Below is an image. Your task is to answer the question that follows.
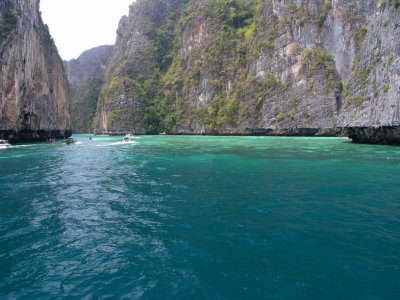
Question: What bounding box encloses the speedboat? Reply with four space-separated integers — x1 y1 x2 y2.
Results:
123 134 133 142
0 139 11 149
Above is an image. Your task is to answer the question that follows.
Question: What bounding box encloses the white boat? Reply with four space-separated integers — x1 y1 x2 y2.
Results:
0 139 11 149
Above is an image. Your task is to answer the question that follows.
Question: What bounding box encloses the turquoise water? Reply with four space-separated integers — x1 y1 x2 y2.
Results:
0 135 400 299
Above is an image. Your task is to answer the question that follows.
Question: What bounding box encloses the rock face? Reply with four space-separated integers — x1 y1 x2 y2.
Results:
347 126 400 145
95 0 182 134
64 45 113 133
94 0 400 140
0 0 71 142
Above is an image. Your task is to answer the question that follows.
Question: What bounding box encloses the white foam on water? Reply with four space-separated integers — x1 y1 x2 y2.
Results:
9 144 35 149
110 141 139 146
95 141 139 147
15 145 31 147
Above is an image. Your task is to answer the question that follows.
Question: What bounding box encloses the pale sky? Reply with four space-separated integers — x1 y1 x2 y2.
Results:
40 0 134 61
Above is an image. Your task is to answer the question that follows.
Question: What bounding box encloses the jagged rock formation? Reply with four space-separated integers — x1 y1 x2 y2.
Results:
93 0 399 142
0 0 71 142
95 0 183 134
64 45 113 133
347 126 400 145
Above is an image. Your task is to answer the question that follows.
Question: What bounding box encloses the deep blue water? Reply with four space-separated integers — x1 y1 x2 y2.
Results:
0 135 400 299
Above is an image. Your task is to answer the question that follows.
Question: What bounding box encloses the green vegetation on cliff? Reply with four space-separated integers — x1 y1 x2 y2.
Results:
161 0 264 132
96 0 182 133
93 0 400 134
0 1 19 42
70 77 103 133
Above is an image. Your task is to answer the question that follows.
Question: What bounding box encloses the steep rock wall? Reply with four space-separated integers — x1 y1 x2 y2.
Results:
94 0 400 136
0 0 71 142
95 0 183 134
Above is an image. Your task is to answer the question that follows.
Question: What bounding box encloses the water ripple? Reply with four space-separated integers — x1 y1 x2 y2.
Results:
1 135 400 298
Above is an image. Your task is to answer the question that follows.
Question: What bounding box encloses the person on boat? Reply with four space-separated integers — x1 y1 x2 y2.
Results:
123 133 132 142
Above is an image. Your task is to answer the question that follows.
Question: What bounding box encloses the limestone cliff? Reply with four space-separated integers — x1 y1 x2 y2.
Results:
64 45 113 133
95 0 182 134
0 0 71 142
94 0 400 137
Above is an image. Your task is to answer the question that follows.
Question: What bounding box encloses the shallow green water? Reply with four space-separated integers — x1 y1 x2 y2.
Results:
0 135 400 299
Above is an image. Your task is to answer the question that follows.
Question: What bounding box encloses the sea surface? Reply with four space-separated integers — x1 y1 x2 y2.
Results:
0 135 399 299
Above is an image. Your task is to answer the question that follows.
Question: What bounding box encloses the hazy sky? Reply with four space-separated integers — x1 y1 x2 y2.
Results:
40 0 133 61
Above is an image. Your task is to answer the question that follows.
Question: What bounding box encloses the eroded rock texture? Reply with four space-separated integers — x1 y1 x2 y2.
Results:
89 0 399 141
0 0 71 142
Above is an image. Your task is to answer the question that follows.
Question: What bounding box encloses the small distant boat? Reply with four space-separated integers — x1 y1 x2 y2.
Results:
65 139 74 145
123 134 133 142
0 139 11 149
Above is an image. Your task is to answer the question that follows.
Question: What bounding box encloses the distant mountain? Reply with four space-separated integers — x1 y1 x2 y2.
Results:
0 0 71 142
64 45 113 133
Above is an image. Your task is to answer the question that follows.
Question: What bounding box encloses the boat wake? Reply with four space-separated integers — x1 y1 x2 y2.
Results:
110 141 139 146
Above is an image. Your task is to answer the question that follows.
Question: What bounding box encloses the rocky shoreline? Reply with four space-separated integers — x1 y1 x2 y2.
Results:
3 126 398 146
96 127 345 137
0 130 72 143
346 126 400 146
242 127 346 137
94 126 400 145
